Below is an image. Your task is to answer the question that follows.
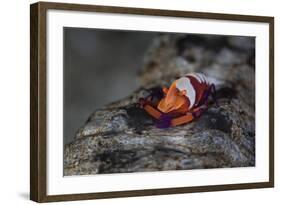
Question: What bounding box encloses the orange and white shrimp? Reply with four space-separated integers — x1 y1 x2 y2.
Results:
139 73 217 128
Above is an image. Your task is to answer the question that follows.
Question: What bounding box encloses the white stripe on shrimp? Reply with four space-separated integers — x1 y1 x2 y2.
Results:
201 74 210 85
176 77 196 109
188 73 209 85
198 73 206 83
187 73 202 83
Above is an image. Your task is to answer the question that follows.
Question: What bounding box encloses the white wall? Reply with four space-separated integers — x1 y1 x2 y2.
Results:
0 0 279 204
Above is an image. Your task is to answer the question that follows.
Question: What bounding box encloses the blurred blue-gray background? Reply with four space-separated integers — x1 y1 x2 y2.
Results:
63 28 157 145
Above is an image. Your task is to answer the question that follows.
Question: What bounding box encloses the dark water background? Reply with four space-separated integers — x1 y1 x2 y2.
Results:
63 28 157 145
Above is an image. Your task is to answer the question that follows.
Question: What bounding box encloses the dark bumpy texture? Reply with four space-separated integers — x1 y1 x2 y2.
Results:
64 34 255 175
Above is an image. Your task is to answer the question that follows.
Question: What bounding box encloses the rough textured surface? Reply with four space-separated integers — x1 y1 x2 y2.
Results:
64 34 255 175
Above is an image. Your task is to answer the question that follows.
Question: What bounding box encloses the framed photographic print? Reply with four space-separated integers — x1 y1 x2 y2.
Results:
30 1 274 202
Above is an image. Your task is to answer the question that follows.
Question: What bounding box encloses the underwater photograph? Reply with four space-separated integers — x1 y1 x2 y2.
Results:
63 28 255 176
